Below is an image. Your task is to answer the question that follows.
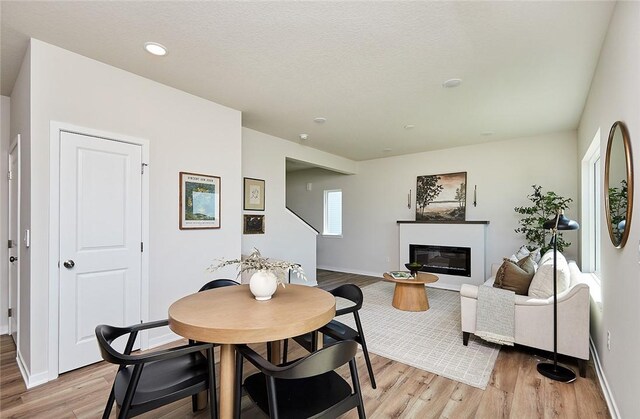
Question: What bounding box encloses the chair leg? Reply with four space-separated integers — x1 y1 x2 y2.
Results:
119 364 143 419
354 313 376 389
235 350 244 419
282 339 289 364
102 386 116 419
207 347 218 419
463 332 470 346
359 339 377 389
266 376 279 419
191 394 198 413
349 359 366 419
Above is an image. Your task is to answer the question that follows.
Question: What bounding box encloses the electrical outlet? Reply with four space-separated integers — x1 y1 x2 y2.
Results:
607 330 611 350
385 256 391 263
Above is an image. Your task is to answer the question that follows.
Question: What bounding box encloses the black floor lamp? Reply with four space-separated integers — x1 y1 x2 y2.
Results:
537 210 580 383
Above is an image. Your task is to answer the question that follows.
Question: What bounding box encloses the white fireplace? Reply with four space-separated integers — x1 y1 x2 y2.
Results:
398 221 488 291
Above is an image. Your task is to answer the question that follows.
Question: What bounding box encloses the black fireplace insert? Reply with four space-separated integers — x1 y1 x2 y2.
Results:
409 244 471 277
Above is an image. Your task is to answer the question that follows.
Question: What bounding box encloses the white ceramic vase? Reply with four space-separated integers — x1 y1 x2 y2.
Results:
249 270 278 301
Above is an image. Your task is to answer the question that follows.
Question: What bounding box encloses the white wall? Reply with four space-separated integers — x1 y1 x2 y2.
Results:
242 128 357 286
9 46 32 372
16 39 242 380
0 96 10 335
577 2 640 417
287 132 579 278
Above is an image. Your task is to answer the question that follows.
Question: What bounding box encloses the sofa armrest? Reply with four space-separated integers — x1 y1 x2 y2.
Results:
460 283 478 298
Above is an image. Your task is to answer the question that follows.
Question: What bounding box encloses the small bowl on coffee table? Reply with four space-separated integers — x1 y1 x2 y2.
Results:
404 263 423 278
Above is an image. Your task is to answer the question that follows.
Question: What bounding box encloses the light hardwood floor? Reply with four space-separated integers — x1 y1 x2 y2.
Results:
0 270 610 418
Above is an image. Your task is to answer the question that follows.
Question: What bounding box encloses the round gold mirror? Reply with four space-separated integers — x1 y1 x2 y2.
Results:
604 121 633 248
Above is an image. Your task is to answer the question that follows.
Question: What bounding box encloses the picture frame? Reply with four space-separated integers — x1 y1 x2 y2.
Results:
416 171 467 221
179 172 221 229
243 214 265 234
244 177 265 211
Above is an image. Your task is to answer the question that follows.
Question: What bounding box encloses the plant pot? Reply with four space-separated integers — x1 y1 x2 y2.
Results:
249 270 278 301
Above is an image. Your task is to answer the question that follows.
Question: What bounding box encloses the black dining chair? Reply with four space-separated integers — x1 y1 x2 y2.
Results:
95 320 216 419
284 284 377 389
199 278 240 291
235 340 366 419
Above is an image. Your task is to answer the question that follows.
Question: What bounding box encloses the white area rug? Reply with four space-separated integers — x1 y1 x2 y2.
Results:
337 281 500 390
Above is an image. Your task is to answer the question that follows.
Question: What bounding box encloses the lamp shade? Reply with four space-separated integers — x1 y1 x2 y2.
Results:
543 213 580 231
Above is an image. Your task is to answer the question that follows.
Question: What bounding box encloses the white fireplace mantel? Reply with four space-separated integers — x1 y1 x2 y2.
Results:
398 221 489 291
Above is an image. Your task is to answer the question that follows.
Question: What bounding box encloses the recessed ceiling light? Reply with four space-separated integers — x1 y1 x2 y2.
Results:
383 148 392 152
404 124 415 130
313 117 327 123
481 131 494 136
442 78 462 88
144 42 167 56
299 134 309 141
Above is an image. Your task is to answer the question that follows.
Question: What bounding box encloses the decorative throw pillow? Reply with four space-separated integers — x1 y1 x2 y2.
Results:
514 245 542 263
528 250 570 298
493 254 536 295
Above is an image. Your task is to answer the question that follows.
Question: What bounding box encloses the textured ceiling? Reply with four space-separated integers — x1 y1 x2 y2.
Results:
1 1 614 161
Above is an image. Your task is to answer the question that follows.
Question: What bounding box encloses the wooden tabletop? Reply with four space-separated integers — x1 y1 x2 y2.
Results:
383 272 439 285
168 284 336 344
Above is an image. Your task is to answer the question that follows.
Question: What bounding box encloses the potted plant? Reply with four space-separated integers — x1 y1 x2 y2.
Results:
514 185 573 254
209 248 306 300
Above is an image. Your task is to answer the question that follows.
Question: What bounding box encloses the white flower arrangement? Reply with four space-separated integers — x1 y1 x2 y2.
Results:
208 248 307 286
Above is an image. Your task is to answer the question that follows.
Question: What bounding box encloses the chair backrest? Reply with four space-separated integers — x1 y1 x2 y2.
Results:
95 324 134 364
269 341 357 380
199 278 239 292
331 284 363 314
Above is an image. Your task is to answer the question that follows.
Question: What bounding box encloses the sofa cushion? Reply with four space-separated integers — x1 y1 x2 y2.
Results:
514 245 542 263
493 254 536 295
528 250 570 298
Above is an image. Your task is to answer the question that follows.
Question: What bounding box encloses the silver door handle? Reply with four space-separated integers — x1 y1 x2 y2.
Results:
63 260 75 269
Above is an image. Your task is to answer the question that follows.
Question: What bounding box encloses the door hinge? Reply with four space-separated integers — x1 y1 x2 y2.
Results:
141 242 144 252
7 239 13 249
7 170 12 180
141 163 148 174
8 308 12 318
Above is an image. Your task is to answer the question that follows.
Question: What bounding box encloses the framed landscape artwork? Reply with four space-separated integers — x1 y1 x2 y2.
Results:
244 177 265 211
416 171 467 221
179 172 221 229
243 214 265 234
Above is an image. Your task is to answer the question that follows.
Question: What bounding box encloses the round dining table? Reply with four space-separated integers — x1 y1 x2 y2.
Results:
168 284 336 419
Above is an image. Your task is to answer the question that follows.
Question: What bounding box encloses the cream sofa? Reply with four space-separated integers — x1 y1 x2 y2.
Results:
460 260 591 376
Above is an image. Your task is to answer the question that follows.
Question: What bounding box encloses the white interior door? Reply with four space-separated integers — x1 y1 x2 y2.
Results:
8 137 19 343
59 131 142 373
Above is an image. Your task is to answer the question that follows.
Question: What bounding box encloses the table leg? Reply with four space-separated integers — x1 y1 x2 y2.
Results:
268 340 281 364
219 344 236 419
392 283 429 311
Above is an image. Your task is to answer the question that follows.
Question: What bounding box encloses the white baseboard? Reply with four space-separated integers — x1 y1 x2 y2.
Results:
148 331 183 349
590 337 620 418
16 350 49 389
317 265 381 279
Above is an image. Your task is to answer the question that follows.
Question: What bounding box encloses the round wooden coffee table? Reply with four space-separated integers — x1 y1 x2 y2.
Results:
383 272 439 311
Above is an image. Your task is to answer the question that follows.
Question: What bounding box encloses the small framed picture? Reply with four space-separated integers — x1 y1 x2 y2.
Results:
244 177 265 211
243 214 265 234
179 172 221 229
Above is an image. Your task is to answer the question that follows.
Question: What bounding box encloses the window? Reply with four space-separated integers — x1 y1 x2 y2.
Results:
593 156 601 276
323 189 342 236
581 130 601 280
